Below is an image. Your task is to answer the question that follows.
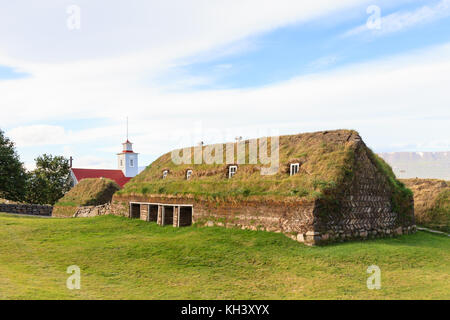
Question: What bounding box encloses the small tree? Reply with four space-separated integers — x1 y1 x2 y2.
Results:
26 154 71 205
0 129 27 201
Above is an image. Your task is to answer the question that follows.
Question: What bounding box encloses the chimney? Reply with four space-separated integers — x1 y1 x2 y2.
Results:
69 156 73 168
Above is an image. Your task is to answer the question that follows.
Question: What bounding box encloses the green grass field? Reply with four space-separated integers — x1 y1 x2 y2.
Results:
0 213 449 300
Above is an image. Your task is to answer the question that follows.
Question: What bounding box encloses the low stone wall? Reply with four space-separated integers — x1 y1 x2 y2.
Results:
0 203 53 216
110 199 129 217
74 203 111 218
306 225 417 245
113 193 316 235
112 191 416 246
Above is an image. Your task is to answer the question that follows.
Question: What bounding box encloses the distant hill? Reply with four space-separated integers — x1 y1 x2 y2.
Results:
378 152 450 180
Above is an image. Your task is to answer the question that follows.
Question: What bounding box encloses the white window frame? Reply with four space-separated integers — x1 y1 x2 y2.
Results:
120 159 123 167
228 165 237 179
162 170 168 179
290 163 300 176
130 158 134 167
186 169 193 180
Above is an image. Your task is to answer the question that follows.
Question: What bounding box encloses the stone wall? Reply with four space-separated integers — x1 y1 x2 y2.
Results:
74 203 111 218
0 203 53 216
110 200 129 217
311 143 416 245
112 194 316 235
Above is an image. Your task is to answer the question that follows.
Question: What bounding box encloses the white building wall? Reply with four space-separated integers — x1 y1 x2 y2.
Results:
69 170 78 187
118 152 138 178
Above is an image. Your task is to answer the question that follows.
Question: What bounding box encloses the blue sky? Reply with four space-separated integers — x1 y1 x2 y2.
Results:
164 0 450 90
0 0 449 170
0 66 28 80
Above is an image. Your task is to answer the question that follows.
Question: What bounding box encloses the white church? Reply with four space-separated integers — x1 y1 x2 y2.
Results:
69 139 139 188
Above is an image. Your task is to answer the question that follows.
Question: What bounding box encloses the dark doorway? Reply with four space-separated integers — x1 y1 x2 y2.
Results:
130 203 140 219
149 205 158 222
163 206 174 226
179 206 193 227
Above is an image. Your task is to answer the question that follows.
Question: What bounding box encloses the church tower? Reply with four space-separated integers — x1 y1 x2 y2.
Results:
117 118 138 178
118 139 139 178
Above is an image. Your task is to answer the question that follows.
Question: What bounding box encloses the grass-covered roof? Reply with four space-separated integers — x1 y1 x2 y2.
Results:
118 130 371 201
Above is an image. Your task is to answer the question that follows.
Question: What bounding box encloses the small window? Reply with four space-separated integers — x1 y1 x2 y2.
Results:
290 163 300 176
228 165 237 179
162 170 168 179
186 169 193 180
120 159 123 167
130 158 134 167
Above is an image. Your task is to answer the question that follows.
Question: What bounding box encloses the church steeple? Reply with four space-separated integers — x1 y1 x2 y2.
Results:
117 118 139 178
122 140 133 153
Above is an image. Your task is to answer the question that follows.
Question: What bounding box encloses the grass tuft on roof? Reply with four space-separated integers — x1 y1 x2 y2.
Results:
119 130 406 205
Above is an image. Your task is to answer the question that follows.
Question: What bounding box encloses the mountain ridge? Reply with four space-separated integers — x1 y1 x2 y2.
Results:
378 151 450 180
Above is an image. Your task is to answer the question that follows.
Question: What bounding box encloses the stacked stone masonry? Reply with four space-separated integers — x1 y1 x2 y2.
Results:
0 204 52 216
312 143 415 245
74 203 112 218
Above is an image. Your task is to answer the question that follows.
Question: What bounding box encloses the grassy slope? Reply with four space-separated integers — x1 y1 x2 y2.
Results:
56 178 120 207
0 213 448 300
119 130 359 202
401 179 450 232
53 178 120 217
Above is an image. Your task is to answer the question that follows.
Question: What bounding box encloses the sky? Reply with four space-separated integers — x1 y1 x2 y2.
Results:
0 0 449 170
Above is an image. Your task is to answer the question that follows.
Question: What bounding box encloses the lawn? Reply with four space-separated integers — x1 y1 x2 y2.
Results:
0 213 449 300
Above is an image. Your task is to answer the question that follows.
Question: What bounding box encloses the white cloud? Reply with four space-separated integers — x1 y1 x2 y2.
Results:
6 124 126 147
215 64 233 70
1 1 375 128
4 43 450 165
62 145 75 158
308 55 339 70
24 162 36 172
344 0 450 37
72 156 116 169
7 125 67 147
1 1 449 168
0 0 371 63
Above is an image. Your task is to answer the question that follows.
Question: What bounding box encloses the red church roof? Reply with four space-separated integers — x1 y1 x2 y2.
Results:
71 168 131 187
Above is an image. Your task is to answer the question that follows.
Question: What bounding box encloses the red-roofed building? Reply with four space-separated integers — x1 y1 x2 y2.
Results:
70 168 131 188
69 139 139 188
